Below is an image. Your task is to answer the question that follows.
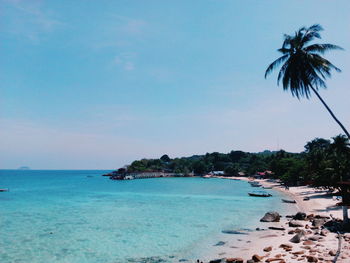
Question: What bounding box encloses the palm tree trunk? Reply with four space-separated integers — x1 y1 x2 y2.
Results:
310 86 350 139
342 205 349 224
310 86 350 225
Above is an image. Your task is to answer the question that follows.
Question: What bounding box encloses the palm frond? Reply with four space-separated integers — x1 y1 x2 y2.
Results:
264 54 288 78
304 44 344 54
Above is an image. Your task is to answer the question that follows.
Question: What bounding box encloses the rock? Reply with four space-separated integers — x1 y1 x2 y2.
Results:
303 240 315 246
279 243 293 249
246 260 255 263
209 259 225 263
226 258 243 263
263 246 273 252
214 241 226 246
221 230 248 235
328 250 336 256
306 255 318 262
260 212 281 222
268 227 285 231
252 254 263 262
294 212 307 220
303 197 310 201
312 219 326 228
289 220 304 227
290 231 305 243
265 259 284 262
292 251 305 255
288 230 295 234
308 235 321 241
301 245 311 250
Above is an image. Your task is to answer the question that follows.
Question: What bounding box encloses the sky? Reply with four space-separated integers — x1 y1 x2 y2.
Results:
1 0 350 169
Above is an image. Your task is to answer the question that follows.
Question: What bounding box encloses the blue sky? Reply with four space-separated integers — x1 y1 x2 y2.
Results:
1 0 350 169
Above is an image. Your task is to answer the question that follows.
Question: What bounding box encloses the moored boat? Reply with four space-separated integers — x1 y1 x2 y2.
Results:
0 188 9 192
248 191 272 197
282 199 296 203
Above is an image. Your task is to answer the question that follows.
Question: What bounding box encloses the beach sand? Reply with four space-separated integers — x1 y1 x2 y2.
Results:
205 177 350 263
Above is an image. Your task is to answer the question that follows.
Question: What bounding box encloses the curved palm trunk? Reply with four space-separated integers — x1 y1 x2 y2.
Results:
310 86 350 139
311 86 350 225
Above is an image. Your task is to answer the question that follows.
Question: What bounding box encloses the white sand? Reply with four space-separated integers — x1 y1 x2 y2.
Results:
205 177 350 263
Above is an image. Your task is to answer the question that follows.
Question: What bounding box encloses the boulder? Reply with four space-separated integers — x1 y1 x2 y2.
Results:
294 212 307 220
226 258 243 263
268 227 285 231
289 220 304 227
265 259 284 262
320 229 329 236
214 241 226 246
221 230 248 235
306 255 318 262
308 235 321 241
260 212 281 222
279 243 292 249
290 231 305 243
312 219 326 228
209 259 225 263
303 240 315 246
292 251 305 255
263 246 272 252
252 254 263 262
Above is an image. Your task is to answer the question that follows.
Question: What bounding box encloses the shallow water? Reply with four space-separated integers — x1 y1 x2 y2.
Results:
0 170 296 263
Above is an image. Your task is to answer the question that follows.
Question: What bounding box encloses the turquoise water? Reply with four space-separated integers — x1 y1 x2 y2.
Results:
0 170 295 263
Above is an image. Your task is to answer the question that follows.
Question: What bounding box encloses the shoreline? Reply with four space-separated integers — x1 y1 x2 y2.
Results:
203 176 349 263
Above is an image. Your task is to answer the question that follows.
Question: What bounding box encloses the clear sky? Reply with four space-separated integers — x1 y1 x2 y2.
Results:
1 0 349 169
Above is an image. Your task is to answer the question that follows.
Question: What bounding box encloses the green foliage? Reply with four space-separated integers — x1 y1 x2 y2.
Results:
265 24 342 99
121 134 350 193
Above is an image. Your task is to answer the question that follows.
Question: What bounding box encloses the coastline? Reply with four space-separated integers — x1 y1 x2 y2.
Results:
203 176 349 263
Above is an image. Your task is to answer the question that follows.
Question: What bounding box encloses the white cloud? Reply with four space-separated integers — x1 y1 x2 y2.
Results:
1 0 63 41
113 52 137 71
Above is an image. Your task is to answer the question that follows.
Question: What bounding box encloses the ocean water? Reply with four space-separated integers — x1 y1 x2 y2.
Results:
0 170 296 263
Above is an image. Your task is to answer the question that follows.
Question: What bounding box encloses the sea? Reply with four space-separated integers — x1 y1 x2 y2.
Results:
0 170 297 263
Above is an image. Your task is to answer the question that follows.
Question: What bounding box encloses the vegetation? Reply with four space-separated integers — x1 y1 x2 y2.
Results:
119 135 350 189
265 24 350 224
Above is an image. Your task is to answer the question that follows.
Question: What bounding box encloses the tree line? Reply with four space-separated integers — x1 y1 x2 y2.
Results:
118 134 350 190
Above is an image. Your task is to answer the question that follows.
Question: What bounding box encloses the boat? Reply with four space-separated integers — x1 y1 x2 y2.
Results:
248 181 262 187
263 186 273 189
0 188 9 192
248 191 272 197
282 199 296 203
250 182 262 187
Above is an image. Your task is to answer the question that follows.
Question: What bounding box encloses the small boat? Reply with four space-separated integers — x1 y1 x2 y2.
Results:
248 191 272 197
202 175 211 179
250 183 262 187
0 188 9 192
263 186 273 189
282 199 296 203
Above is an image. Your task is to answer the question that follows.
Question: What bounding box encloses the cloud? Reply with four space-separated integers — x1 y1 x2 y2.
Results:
1 0 63 42
113 52 137 71
117 16 147 35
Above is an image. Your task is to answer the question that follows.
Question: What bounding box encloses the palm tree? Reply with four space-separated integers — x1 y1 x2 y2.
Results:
265 24 350 225
265 24 349 139
329 135 350 224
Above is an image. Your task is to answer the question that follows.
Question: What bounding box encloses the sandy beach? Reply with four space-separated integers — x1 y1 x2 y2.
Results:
205 177 350 263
